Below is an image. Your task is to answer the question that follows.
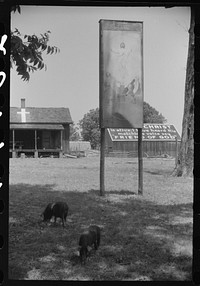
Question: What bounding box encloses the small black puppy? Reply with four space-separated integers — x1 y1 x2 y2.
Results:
78 225 101 264
41 202 69 227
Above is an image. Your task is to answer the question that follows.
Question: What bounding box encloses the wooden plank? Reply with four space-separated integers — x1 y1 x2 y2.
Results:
175 136 178 164
12 149 61 152
65 154 77 159
100 128 105 196
34 130 38 158
60 130 63 151
12 130 15 150
35 130 37 150
138 128 143 195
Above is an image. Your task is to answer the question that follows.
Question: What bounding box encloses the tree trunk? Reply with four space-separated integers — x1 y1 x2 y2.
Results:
173 7 194 177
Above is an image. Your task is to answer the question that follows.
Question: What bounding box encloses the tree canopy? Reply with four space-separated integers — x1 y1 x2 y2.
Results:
79 108 100 149
79 102 166 149
11 5 60 81
70 123 82 141
143 102 166 124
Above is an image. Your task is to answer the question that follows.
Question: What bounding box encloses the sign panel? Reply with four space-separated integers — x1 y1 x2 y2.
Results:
100 20 143 128
108 124 181 141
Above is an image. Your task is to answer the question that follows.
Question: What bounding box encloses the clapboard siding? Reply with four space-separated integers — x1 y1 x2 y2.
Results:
105 129 180 157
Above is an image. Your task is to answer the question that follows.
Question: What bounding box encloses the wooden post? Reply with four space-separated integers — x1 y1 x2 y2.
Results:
59 130 63 158
100 128 105 196
12 129 16 158
138 128 143 195
60 130 63 150
35 130 37 149
175 136 178 165
12 129 15 150
34 130 38 158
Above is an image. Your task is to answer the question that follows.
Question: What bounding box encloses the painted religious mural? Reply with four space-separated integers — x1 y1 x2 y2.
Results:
100 20 143 128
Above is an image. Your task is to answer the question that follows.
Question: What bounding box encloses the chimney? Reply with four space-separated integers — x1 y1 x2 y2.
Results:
21 98 25 109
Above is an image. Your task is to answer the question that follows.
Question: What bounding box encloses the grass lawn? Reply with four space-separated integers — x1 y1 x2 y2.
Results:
9 156 193 281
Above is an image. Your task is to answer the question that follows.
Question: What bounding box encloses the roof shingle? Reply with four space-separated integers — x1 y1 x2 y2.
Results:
10 107 73 124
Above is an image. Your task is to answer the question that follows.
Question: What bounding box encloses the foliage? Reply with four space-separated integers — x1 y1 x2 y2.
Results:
79 103 166 148
79 108 100 149
11 6 60 81
143 102 166 124
70 123 82 141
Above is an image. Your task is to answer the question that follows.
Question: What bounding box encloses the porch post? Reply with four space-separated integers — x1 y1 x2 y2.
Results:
59 130 63 158
12 129 16 158
35 130 38 158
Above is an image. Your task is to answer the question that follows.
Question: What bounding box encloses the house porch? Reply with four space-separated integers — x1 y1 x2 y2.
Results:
9 128 64 158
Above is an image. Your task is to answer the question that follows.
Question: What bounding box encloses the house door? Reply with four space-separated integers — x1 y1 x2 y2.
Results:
42 131 51 149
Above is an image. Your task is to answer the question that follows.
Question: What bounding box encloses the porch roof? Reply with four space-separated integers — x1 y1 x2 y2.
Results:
10 124 64 130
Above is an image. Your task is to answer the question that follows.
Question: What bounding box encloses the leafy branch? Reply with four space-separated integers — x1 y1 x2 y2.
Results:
11 6 60 81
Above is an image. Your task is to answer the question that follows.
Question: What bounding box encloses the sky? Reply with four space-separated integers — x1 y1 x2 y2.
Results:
10 6 190 134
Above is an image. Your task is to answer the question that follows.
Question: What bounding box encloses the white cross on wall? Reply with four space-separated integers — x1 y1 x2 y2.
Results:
17 108 30 123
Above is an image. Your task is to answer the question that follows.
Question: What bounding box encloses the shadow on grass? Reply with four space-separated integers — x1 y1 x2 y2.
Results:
9 183 192 281
88 189 137 196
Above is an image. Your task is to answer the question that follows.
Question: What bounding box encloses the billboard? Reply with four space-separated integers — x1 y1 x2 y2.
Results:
100 20 143 128
108 124 181 141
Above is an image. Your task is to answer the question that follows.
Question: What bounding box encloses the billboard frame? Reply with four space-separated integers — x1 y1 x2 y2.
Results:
99 19 144 196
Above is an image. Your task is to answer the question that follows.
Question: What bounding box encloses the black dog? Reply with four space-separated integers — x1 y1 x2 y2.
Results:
78 225 101 264
41 202 69 227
